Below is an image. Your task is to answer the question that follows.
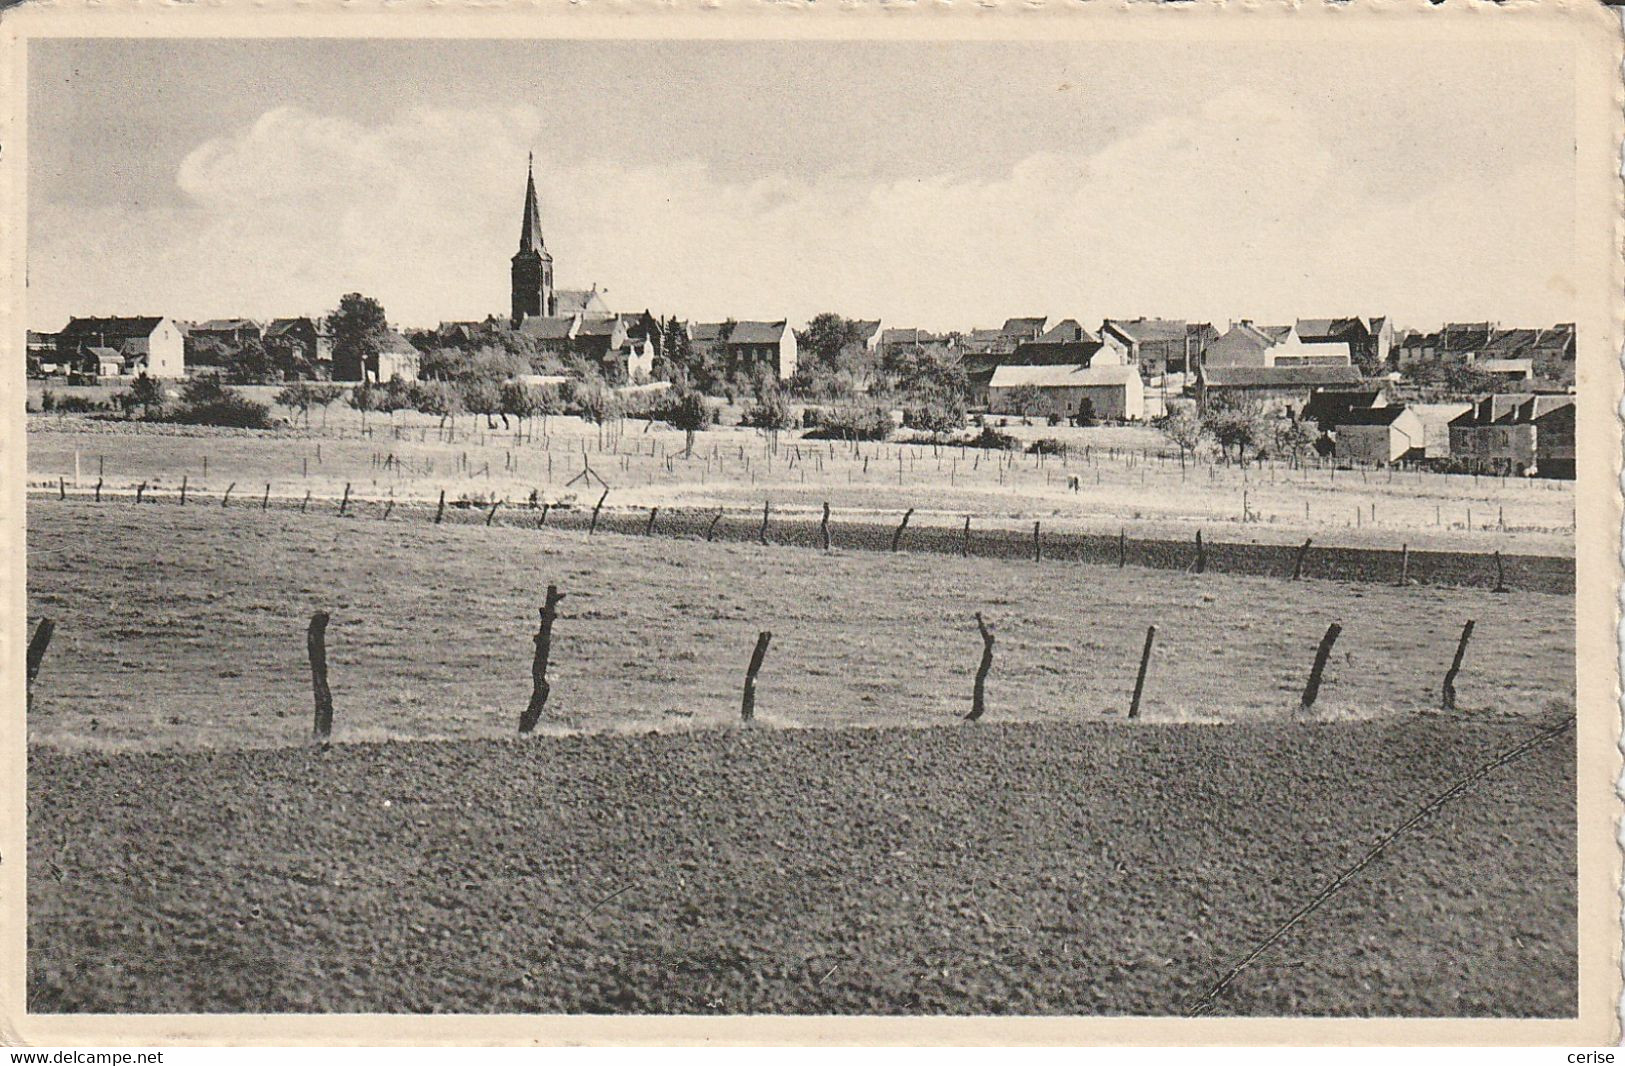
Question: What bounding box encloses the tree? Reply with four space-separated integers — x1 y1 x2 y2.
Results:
573 378 619 448
796 313 873 382
1075 397 1097 427
661 389 713 457
348 380 378 430
418 347 468 382
1273 417 1317 465
121 373 166 419
276 382 315 427
306 384 346 429
1157 407 1206 468
413 379 463 433
460 377 504 429
500 381 537 436
1003 384 1045 418
327 293 389 382
223 339 279 384
1202 396 1270 466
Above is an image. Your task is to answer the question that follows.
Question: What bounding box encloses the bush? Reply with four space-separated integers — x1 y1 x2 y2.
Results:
963 425 1019 451
1027 437 1066 456
801 403 892 441
902 400 965 438
168 391 277 429
41 390 109 414
742 390 797 431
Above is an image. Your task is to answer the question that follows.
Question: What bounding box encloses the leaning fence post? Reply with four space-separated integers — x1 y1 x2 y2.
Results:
94 479 103 504
435 489 446 525
262 483 270 511
136 482 147 504
707 509 723 542
646 506 659 536
338 482 351 516
1192 530 1207 574
892 508 913 552
741 630 773 722
539 502 551 527
26 618 54 712
758 500 771 546
486 499 501 526
308 612 334 743
589 488 609 535
221 482 235 508
1492 550 1509 594
1441 619 1475 711
519 585 566 734
1128 624 1157 719
821 502 832 552
965 613 995 721
1298 622 1342 714
1292 537 1312 580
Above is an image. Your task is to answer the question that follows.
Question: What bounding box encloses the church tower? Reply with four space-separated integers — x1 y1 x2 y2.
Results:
511 154 555 327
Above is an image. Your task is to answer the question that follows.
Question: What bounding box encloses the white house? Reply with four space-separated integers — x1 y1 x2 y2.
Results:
57 315 186 378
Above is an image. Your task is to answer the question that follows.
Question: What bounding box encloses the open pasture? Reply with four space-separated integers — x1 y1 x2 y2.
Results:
28 716 1576 1015
26 500 1573 751
26 399 1577 556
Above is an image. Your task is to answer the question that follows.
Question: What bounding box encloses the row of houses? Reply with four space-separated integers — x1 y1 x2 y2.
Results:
28 315 336 381
1303 389 1575 478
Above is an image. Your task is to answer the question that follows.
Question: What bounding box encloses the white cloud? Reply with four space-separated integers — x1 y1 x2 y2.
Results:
28 92 1573 332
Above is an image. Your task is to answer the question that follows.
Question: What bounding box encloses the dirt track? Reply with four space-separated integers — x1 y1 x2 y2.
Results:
29 717 1575 1016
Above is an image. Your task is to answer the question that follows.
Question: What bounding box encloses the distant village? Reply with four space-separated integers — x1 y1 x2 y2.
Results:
28 159 1578 480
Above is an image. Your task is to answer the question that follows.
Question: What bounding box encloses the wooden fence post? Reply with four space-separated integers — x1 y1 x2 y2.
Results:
486 499 501 526
301 490 310 513
262 484 270 511
646 506 659 536
519 585 566 734
1129 624 1157 719
338 482 351 516
1298 622 1342 714
26 618 54 712
435 489 446 525
382 498 394 521
136 482 147 504
1441 619 1475 712
758 500 771 546
1032 521 1042 562
179 475 188 506
1292 537 1312 580
741 631 773 722
540 502 551 527
1398 544 1410 586
1192 530 1207 574
222 482 235 508
965 613 995 721
308 612 334 743
1119 529 1127 569
821 502 832 552
707 509 723 542
1493 551 1509 594
58 477 65 501
589 488 609 535
94 479 102 504
962 515 971 558
892 508 913 552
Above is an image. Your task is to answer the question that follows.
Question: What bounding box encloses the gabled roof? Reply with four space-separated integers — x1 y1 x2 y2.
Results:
1294 317 1367 342
574 315 624 339
379 331 418 356
726 320 790 345
1102 318 1187 343
879 328 941 347
990 362 1141 389
85 346 124 362
1000 316 1048 337
1334 406 1409 427
194 318 261 332
1031 319 1098 345
1302 389 1385 422
60 316 167 338
689 322 725 344
1200 365 1365 388
1258 325 1293 343
518 315 580 341
556 289 609 316
851 320 882 342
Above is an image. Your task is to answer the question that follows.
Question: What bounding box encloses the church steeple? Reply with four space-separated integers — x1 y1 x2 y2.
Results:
511 152 554 327
518 151 545 255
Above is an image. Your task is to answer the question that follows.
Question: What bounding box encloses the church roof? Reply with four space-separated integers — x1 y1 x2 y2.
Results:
518 153 545 255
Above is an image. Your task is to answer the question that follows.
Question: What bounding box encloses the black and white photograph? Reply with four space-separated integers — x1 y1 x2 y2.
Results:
5 2 1620 1046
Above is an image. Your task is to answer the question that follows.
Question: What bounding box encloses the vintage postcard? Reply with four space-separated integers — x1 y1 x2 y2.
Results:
1 0 1619 1048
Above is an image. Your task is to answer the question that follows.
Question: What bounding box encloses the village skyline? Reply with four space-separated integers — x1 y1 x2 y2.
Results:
27 37 1579 333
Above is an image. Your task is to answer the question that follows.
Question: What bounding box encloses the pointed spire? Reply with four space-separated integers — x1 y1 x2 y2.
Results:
518 152 544 255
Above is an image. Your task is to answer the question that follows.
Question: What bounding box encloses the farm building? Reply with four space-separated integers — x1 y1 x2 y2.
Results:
1200 322 1289 368
264 317 331 372
693 320 798 381
1332 406 1426 466
1301 388 1387 430
1193 363 1366 416
1292 317 1370 366
334 330 420 383
189 318 263 346
57 316 185 378
987 363 1145 421
1012 320 1106 366
1408 402 1473 459
1099 318 1215 376
1447 394 1575 477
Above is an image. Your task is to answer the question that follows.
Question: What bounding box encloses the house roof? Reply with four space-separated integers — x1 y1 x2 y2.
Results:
575 316 624 339
879 328 941 347
1000 316 1048 337
60 316 167 338
689 322 725 344
1031 319 1098 345
1334 406 1409 427
989 362 1141 389
1302 389 1385 421
852 320 882 342
1294 317 1366 342
194 318 260 332
379 331 418 356
556 289 609 315
727 321 789 345
1200 365 1365 388
1102 318 1186 344
518 315 580 341
85 346 124 362
264 317 315 337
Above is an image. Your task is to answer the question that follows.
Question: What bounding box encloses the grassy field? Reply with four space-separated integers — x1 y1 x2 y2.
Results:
26 399 1576 556
28 716 1575 1015
26 500 1573 750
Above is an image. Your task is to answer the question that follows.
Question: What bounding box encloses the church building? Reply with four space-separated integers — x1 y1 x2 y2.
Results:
510 154 557 327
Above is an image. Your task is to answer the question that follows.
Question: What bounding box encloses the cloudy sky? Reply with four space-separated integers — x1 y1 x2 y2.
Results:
27 37 1577 332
